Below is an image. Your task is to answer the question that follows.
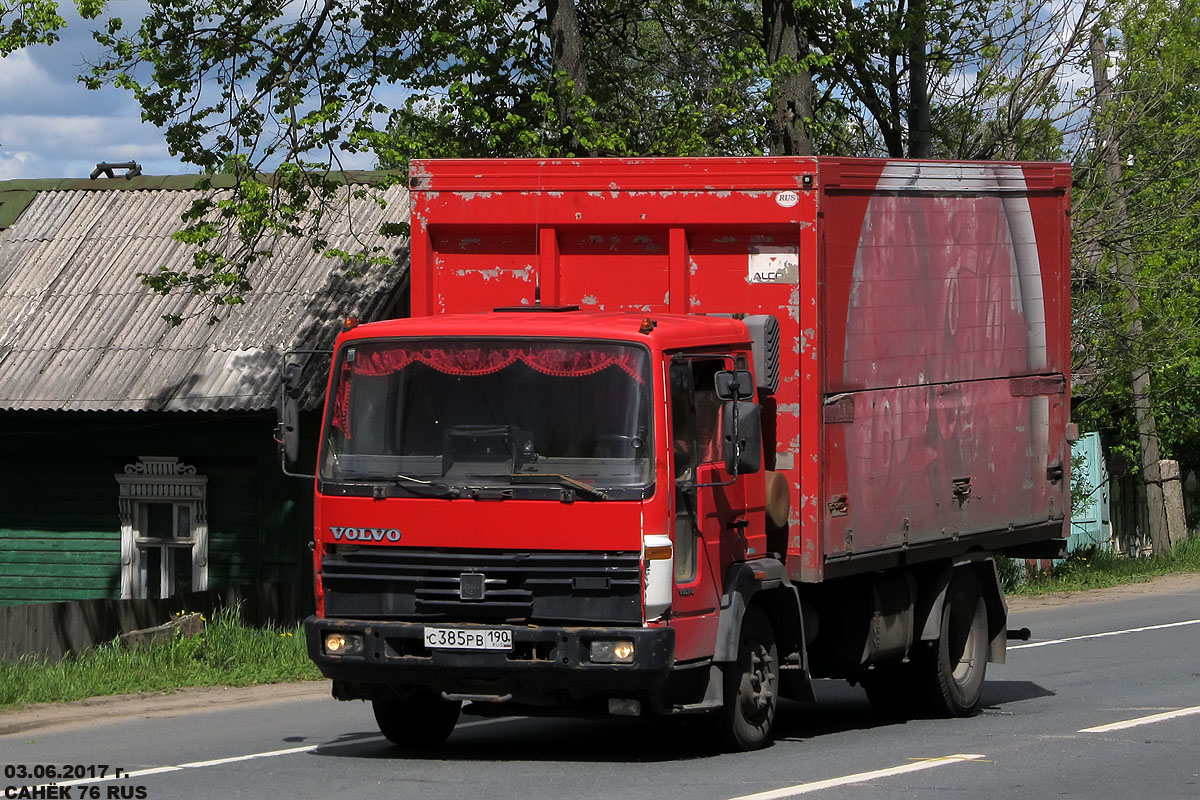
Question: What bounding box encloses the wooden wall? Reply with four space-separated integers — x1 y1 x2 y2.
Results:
0 410 315 607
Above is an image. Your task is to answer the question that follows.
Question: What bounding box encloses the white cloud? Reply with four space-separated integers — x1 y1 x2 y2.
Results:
0 2 185 180
0 112 183 178
0 50 79 116
0 150 38 180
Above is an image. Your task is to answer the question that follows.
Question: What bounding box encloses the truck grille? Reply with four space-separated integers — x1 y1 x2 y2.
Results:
321 548 642 624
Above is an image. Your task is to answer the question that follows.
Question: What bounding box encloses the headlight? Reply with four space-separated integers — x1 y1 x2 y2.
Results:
589 640 635 664
324 632 364 656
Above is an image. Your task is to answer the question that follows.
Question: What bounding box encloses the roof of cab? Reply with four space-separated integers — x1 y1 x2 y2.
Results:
338 309 750 351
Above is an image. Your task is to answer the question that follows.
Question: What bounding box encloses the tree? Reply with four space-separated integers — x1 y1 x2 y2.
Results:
762 0 815 154
59 0 797 319
799 0 1103 159
1070 0 1200 552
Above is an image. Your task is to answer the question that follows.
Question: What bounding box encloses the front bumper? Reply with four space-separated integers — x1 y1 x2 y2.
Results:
305 617 675 695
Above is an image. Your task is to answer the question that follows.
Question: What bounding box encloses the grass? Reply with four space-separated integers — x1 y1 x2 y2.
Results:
1002 534 1200 595
0 605 322 711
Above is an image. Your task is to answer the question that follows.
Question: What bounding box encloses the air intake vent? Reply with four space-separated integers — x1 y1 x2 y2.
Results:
320 549 640 624
745 315 780 396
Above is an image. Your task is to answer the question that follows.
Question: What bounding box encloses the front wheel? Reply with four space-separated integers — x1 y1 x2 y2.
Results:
720 605 779 750
372 689 462 748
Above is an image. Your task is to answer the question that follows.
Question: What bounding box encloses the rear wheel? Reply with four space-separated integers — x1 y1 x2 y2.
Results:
372 689 461 748
720 605 779 750
919 569 988 717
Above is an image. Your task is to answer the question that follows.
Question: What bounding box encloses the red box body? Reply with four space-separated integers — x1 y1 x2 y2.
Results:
408 157 1072 583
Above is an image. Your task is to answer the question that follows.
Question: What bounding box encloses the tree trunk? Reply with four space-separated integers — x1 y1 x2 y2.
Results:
546 0 592 155
1089 28 1171 555
906 0 931 157
762 0 815 155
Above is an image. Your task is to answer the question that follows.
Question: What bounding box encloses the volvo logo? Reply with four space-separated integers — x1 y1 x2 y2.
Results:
459 572 486 601
328 526 401 542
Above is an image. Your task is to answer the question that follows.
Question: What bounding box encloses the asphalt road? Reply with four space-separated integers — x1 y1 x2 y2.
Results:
3 580 1198 800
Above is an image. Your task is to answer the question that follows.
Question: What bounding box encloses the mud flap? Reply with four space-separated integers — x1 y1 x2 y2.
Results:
918 558 1008 665
712 558 815 702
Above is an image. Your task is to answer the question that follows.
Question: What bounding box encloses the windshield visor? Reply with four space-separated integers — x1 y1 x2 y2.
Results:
322 339 653 490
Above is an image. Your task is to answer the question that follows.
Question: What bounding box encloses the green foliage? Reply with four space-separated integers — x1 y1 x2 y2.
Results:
1003 536 1200 596
0 606 320 709
1071 0 1200 480
1070 451 1096 520
0 0 78 54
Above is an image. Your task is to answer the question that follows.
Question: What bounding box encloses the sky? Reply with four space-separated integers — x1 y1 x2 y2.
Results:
0 2 192 180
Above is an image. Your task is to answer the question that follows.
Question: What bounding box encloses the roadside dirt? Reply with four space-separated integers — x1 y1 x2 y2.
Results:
1005 570 1200 611
2 572 1196 738
0 680 331 738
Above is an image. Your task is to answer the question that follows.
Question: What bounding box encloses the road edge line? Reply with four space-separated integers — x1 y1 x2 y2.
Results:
725 753 987 800
1009 619 1200 650
1079 705 1200 733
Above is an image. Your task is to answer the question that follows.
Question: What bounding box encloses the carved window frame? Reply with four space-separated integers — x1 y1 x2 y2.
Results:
116 457 209 599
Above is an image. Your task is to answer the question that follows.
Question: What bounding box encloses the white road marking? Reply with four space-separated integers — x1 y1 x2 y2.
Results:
725 754 987 800
1008 618 1200 650
1079 705 1200 733
39 717 512 789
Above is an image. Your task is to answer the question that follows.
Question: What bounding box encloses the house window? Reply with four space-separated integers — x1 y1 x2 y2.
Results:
116 457 209 600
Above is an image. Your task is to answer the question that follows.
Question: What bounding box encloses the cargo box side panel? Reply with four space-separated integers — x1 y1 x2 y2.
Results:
822 378 1068 557
819 160 1071 566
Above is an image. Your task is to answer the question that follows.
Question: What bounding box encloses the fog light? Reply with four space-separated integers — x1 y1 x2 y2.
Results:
608 698 641 716
324 632 363 656
589 640 635 664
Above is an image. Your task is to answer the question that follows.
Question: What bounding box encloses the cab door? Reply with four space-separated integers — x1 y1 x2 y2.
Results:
668 355 758 662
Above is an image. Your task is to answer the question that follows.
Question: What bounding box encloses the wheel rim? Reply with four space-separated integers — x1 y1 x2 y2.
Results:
947 595 983 687
741 641 777 718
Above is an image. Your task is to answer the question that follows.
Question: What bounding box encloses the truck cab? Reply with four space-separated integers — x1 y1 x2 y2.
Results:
305 308 793 749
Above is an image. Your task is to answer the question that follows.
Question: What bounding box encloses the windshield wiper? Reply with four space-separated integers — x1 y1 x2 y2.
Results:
506 473 608 501
342 473 462 499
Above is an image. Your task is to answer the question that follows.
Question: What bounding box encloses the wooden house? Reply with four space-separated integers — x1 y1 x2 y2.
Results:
0 172 408 606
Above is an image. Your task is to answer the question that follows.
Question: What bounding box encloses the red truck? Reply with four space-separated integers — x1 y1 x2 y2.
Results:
294 157 1072 750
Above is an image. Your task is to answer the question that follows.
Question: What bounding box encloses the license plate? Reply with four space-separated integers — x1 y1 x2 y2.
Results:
424 626 513 651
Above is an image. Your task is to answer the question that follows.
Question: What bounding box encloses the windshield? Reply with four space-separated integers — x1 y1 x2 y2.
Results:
321 339 653 492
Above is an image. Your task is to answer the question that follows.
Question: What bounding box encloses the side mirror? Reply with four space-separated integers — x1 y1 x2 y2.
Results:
282 361 304 396
277 396 301 466
276 356 315 479
715 369 755 401
723 400 762 475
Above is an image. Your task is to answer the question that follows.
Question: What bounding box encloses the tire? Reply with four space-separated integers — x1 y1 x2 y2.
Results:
720 605 779 750
372 689 462 748
920 569 988 717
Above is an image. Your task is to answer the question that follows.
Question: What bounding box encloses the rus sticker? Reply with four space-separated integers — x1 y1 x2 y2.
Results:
775 191 799 208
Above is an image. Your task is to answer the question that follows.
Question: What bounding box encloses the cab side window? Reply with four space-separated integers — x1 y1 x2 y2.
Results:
670 361 699 583
669 357 727 584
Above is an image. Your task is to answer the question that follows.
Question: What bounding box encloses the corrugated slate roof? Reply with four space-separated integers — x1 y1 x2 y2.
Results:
0 174 409 412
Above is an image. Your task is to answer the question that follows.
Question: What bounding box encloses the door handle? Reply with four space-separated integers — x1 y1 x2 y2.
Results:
727 518 750 534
